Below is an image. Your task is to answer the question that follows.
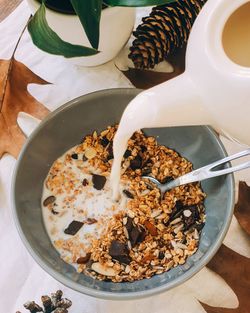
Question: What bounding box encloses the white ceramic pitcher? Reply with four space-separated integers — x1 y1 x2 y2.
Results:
119 0 250 146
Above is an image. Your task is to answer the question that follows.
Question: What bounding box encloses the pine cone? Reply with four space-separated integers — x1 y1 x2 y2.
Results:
129 0 207 69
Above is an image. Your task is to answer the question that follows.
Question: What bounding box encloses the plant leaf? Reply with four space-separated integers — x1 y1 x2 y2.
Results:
105 0 175 7
28 3 99 58
70 0 102 50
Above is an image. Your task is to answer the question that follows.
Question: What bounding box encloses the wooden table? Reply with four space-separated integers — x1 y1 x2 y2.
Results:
0 0 23 22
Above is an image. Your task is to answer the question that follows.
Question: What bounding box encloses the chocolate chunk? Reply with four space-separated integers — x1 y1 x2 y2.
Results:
71 153 78 160
128 224 146 247
124 149 131 158
109 240 131 265
82 155 88 162
100 136 110 147
158 251 165 260
183 205 200 230
107 145 114 160
43 196 56 207
175 200 184 210
161 176 174 184
77 253 91 264
125 216 133 232
85 218 97 225
140 145 147 152
64 221 84 235
82 178 89 186
130 155 142 170
167 200 185 223
51 208 59 215
123 190 134 199
92 174 106 190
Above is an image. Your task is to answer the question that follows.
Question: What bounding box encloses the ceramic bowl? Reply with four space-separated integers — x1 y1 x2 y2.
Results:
12 88 234 300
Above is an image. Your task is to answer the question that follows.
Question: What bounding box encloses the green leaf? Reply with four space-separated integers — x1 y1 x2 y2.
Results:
104 0 175 6
70 0 102 50
28 3 99 58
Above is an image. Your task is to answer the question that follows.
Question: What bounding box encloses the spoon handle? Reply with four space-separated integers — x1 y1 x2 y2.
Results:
162 148 250 193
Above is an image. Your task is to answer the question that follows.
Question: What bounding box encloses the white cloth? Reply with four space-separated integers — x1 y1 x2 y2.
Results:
0 2 249 312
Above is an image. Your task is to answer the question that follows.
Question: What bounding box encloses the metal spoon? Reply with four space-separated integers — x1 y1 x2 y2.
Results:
143 148 250 197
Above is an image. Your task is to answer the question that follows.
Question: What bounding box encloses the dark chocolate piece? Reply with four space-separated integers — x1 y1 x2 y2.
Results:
76 253 91 264
183 205 200 230
71 153 78 160
92 174 106 190
124 149 131 158
125 219 146 247
107 145 114 160
158 251 165 260
109 240 131 264
82 178 89 186
82 155 88 162
51 208 59 215
130 155 142 170
100 136 110 147
85 218 97 225
43 196 56 207
64 221 84 235
123 190 134 199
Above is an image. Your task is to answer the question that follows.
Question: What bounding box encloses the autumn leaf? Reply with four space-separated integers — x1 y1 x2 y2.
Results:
234 181 250 236
0 24 50 159
0 57 50 158
200 244 250 313
121 45 186 89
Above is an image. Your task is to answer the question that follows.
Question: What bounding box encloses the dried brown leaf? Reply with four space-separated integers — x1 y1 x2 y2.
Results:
234 181 250 236
200 244 250 313
0 57 50 158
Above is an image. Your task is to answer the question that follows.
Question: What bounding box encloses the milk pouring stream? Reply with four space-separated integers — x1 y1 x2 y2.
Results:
111 0 250 198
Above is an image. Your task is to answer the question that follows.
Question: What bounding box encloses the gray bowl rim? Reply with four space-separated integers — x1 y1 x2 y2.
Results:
11 88 235 300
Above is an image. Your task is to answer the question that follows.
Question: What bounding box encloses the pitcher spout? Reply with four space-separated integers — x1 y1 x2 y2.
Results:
120 73 212 135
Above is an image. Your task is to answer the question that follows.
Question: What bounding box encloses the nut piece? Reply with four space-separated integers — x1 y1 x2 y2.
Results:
91 262 118 276
84 147 97 159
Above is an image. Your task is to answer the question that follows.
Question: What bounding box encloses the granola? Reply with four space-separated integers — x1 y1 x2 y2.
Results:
42 125 206 282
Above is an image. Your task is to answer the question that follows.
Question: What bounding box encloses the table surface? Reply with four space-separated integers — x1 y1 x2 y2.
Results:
0 1 249 312
0 0 22 22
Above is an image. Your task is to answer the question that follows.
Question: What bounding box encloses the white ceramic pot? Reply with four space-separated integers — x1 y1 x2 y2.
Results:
27 0 135 66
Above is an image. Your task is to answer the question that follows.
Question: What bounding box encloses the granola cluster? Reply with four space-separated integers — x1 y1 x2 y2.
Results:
43 125 206 282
